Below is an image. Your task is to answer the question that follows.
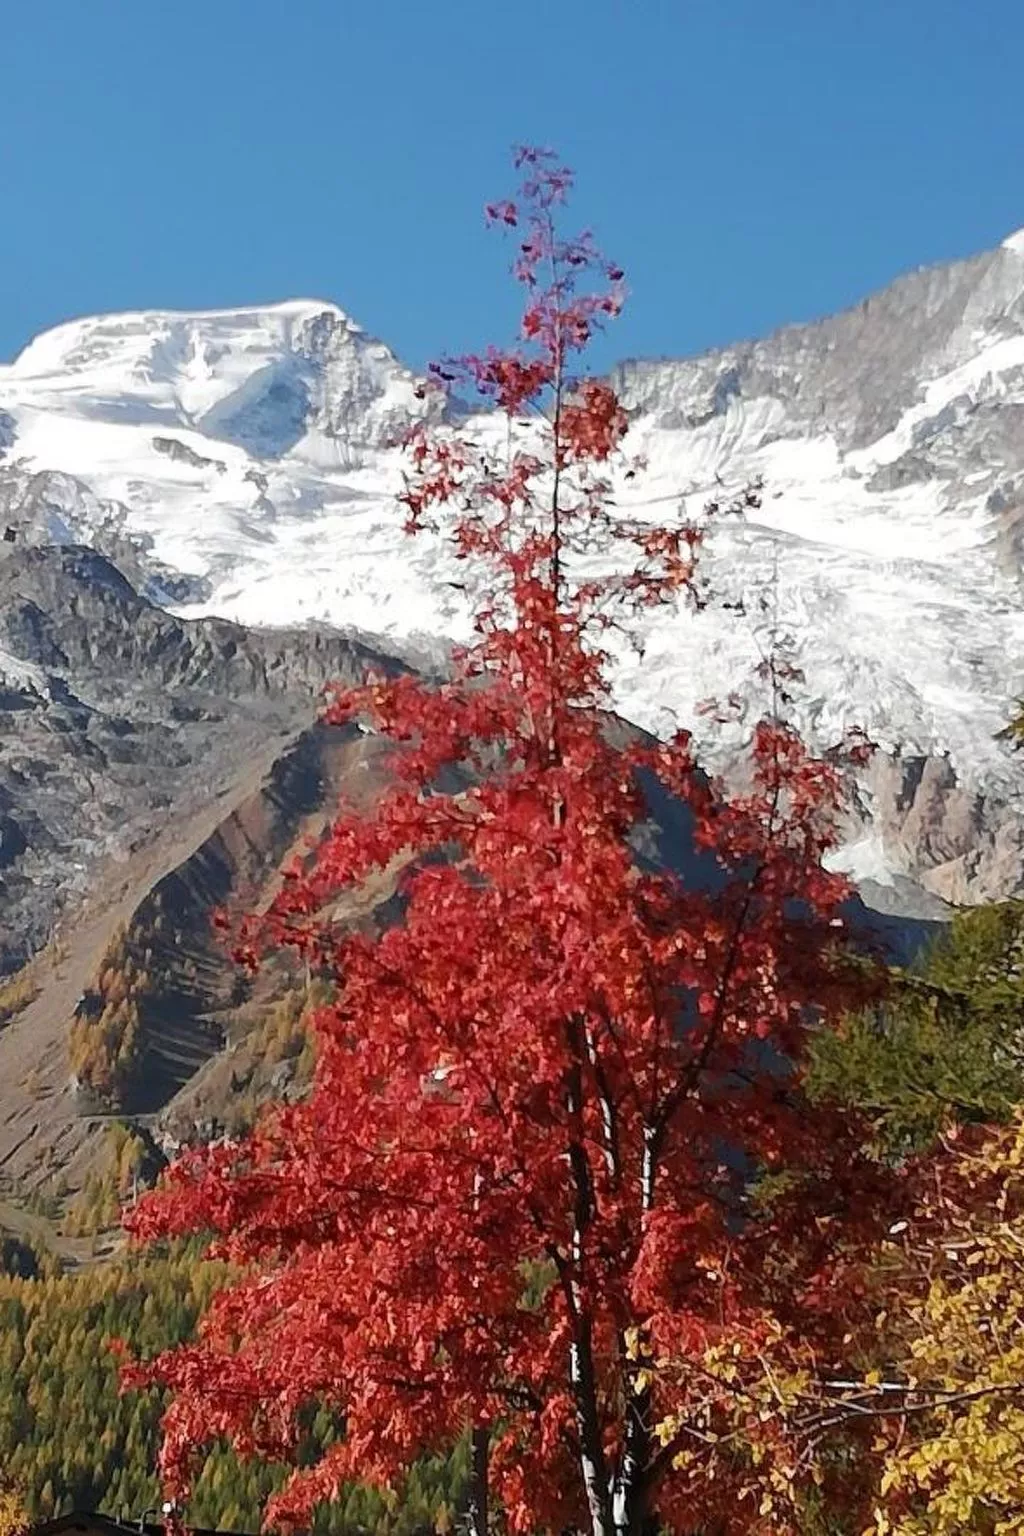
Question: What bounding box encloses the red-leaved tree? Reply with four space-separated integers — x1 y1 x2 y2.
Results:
123 149 896 1535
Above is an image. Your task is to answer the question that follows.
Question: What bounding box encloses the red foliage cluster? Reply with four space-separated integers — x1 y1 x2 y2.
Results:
122 149 896 1536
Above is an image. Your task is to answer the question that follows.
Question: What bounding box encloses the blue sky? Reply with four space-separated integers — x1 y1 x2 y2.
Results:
2 0 1022 374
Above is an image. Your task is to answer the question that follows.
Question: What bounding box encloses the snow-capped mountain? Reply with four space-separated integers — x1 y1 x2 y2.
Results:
3 230 1024 906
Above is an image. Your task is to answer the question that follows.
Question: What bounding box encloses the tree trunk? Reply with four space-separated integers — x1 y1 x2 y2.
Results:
569 1320 616 1536
612 1383 651 1535
565 1033 615 1536
609 1124 660 1534
467 1423 490 1536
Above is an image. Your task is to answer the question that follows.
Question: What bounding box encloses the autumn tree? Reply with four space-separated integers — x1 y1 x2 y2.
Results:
123 148 894 1536
791 1110 1024 1536
0 1475 27 1536
69 924 150 1101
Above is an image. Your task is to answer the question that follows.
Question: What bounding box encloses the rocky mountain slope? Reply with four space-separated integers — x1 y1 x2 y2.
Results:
2 236 1024 905
0 540 405 975
1 231 1024 1240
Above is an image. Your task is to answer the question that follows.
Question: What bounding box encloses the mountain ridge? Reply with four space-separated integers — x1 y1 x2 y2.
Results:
2 228 1024 912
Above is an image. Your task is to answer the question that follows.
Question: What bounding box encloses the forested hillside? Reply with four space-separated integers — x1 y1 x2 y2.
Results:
0 1244 466 1533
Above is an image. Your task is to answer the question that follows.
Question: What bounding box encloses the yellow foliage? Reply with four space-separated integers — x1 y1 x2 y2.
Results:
0 1477 28 1536
647 1111 1024 1532
648 1316 819 1532
868 1112 1024 1534
69 923 152 1099
0 966 38 1028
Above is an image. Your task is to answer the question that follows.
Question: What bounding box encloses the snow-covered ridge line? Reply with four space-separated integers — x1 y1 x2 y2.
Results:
1 227 1024 902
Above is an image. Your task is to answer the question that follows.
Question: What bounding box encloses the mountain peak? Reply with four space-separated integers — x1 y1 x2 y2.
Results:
5 298 355 378
0 297 437 468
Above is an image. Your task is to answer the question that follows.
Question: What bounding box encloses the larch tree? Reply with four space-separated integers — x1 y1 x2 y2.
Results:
0 1477 27 1536
122 148 897 1536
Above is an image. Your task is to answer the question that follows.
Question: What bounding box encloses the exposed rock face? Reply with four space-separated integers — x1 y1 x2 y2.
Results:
851 751 1024 906
611 232 1024 457
0 542 404 975
152 435 226 473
